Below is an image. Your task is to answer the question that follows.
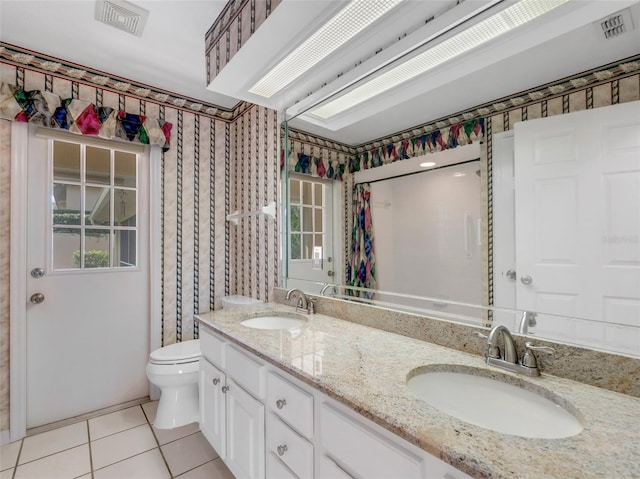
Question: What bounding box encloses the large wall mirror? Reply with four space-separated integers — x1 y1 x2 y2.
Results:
277 0 640 358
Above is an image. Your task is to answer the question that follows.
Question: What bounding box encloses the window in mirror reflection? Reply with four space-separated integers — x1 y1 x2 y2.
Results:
289 177 325 260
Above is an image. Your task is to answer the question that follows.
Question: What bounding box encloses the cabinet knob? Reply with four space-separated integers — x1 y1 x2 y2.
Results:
276 398 287 409
277 444 288 456
221 385 229 393
212 378 220 386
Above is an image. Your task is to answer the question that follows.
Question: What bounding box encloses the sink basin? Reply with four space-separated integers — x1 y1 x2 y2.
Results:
240 315 307 330
406 369 583 439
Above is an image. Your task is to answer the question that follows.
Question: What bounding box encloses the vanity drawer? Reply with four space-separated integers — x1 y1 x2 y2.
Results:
319 402 423 479
267 452 299 479
267 371 314 439
266 413 313 479
199 328 225 368
226 344 265 399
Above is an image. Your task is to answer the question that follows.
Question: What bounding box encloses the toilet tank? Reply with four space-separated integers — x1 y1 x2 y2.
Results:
221 295 262 309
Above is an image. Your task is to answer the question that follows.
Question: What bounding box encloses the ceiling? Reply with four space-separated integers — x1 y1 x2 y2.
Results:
1 0 639 145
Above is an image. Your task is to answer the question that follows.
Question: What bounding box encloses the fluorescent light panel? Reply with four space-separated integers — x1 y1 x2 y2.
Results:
248 0 402 98
311 0 571 119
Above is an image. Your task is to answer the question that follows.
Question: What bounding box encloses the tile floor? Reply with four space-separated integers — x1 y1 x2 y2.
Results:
0 401 235 479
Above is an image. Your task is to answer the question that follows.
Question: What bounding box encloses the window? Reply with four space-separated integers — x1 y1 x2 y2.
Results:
52 140 138 270
289 177 325 260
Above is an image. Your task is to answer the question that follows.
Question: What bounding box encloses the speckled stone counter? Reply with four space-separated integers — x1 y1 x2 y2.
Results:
195 304 640 479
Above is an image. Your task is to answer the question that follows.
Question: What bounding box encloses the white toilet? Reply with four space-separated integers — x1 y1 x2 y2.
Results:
146 339 201 429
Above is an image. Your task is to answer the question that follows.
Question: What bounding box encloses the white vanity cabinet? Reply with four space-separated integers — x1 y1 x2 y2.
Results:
199 331 266 479
199 358 227 460
198 326 472 479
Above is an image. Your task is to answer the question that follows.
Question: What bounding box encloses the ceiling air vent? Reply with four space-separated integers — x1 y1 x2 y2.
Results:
95 0 149 37
597 9 634 40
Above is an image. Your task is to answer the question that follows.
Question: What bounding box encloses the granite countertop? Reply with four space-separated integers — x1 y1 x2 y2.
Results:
195 303 640 479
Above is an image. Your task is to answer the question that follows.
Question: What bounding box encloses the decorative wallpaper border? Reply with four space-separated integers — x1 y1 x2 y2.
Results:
357 55 640 152
0 43 238 119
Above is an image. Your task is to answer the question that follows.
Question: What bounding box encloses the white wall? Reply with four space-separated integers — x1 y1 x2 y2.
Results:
371 161 482 312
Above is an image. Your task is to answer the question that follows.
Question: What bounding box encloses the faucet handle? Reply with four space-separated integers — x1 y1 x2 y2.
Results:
473 331 500 359
522 342 555 368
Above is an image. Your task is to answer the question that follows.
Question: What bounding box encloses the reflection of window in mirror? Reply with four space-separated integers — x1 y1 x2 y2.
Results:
289 176 324 261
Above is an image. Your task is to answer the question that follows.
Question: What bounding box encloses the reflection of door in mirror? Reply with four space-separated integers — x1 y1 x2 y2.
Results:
493 101 640 356
286 174 339 293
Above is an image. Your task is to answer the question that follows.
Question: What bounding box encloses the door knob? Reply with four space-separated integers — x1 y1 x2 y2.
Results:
30 293 45 304
31 268 45 279
520 275 533 285
506 269 516 280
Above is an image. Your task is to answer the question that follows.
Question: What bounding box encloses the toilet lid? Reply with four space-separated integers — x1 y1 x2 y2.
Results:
150 339 201 363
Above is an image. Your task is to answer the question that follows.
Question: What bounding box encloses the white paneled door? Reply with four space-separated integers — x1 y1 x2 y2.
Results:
514 101 640 352
25 126 150 428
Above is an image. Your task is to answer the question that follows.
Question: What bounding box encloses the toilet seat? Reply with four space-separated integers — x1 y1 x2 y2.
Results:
149 339 200 365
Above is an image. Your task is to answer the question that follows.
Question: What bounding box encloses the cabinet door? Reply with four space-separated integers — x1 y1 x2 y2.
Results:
226 378 265 479
199 358 227 460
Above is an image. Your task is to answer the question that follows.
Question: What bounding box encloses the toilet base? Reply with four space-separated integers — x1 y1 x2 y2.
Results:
153 382 199 429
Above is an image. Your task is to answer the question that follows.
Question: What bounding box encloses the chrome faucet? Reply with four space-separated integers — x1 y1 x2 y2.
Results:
518 310 537 334
320 284 337 296
479 325 555 377
285 288 313 314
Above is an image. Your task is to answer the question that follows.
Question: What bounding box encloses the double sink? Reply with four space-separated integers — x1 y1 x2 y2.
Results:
239 312 583 440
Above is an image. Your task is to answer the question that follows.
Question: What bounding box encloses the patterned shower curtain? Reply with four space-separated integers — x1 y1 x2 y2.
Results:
347 183 376 297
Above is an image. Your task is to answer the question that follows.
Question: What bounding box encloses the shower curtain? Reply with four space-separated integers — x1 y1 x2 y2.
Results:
347 183 376 297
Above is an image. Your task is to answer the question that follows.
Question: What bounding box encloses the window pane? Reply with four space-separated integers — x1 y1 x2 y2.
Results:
314 234 323 247
302 182 312 205
314 183 323 206
114 230 136 267
290 206 301 232
86 186 111 226
53 228 80 269
114 151 136 187
314 208 323 233
290 234 301 260
289 179 300 204
53 183 81 225
303 234 313 259
53 141 80 181
302 207 313 231
115 189 136 226
85 230 111 268
86 146 111 184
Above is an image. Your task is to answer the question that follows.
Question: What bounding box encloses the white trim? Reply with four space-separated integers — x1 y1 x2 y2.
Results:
10 122 28 442
149 147 162 400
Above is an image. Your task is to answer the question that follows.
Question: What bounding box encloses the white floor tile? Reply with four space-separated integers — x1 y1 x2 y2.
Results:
91 424 157 470
14 444 90 479
154 421 200 446
1 440 21 471
141 401 158 423
89 405 147 440
19 422 87 464
176 458 235 479
0 468 14 479
93 448 170 479
161 432 218 477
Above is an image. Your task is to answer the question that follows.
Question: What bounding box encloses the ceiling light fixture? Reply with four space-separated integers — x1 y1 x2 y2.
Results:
310 0 571 119
248 0 403 98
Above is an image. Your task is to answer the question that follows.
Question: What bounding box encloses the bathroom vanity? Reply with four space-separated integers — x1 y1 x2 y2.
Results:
195 304 640 479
